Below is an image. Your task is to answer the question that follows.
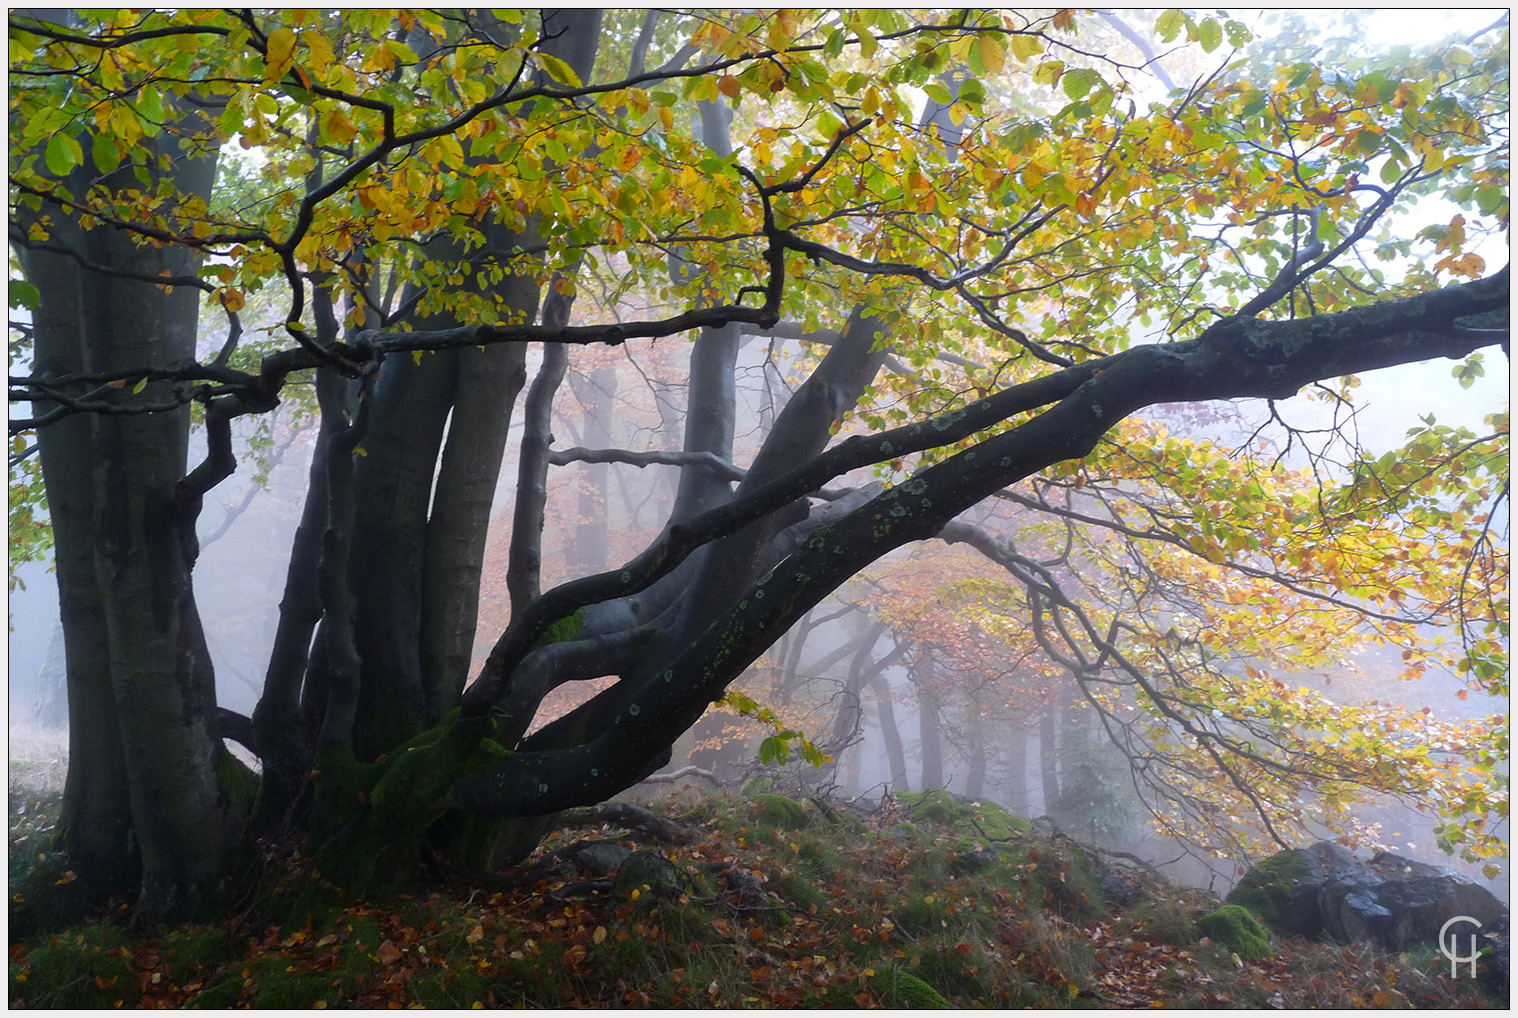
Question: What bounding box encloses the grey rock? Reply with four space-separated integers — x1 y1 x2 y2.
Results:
574 842 632 877
611 850 684 897
1230 841 1507 960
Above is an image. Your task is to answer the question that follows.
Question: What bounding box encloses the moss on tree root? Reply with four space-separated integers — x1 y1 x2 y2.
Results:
308 712 533 891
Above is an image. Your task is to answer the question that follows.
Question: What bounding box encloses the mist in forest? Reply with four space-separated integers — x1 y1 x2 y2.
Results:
10 329 1506 900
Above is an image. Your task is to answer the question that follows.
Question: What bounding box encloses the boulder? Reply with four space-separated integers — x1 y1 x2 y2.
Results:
611 850 685 898
1226 841 1360 938
1330 851 1506 952
573 842 632 877
1228 842 1507 954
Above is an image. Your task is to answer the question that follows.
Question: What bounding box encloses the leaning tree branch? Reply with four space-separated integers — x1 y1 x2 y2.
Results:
452 268 1509 816
464 268 1509 721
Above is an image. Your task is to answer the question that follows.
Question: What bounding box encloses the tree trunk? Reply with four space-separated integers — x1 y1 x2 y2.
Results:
338 9 600 757
20 84 232 915
420 337 530 714
1039 704 1060 816
917 661 945 791
965 714 987 800
344 346 455 758
871 671 909 791
252 370 349 825
566 361 616 572
506 294 571 616
36 386 135 896
1005 724 1031 817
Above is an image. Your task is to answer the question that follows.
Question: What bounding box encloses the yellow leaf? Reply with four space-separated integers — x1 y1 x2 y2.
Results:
361 42 396 74
978 35 1006 75
537 52 580 87
304 30 334 74
266 27 297 81
1009 33 1043 62
323 108 357 146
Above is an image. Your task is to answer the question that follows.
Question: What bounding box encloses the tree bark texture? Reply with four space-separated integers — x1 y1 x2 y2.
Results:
21 92 231 915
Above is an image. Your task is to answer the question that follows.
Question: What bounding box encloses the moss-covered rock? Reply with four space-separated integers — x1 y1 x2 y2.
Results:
1197 904 1273 960
896 790 1030 840
740 776 774 797
752 793 808 830
870 967 950 1008
1225 849 1309 932
963 800 1029 840
1041 843 1106 922
902 789 961 825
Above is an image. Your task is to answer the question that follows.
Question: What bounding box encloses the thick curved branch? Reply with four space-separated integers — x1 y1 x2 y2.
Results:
494 626 657 749
465 267 1508 721
452 269 1508 814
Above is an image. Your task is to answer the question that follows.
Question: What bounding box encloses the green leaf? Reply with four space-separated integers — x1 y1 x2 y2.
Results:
1197 18 1223 53
1452 355 1485 389
44 133 77 177
1155 9 1187 43
1062 68 1097 101
1224 20 1252 48
137 87 164 131
9 280 39 310
91 132 121 173
814 109 842 141
759 736 788 766
923 82 954 107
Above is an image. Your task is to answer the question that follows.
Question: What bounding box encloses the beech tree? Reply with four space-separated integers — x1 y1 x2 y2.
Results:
8 8 1509 920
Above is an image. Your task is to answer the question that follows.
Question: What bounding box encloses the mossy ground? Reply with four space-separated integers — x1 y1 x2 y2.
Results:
1196 904 1272 961
7 788 1498 1009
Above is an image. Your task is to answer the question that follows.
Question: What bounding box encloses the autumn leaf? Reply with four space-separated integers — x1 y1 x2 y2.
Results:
265 27 297 81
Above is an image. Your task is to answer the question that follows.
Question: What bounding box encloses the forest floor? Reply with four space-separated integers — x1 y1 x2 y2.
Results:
6 742 1504 1009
